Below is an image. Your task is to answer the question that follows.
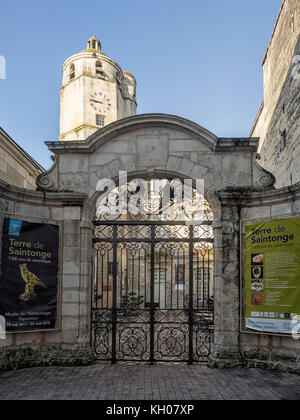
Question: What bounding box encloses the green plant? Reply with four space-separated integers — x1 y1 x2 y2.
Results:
120 292 144 315
94 292 103 301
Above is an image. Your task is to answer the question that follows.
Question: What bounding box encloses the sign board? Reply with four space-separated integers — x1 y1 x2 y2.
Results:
244 216 300 334
0 218 59 332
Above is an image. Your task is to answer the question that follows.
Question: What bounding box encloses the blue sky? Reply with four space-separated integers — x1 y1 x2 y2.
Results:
0 0 283 169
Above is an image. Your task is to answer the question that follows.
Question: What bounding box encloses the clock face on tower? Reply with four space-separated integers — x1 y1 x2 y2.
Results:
89 91 111 113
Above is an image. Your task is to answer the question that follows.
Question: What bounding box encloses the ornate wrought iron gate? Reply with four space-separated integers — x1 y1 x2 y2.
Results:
92 221 214 364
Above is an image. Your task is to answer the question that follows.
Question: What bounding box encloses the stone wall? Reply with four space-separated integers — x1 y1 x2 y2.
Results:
252 0 300 143
212 182 300 373
251 0 300 188
255 36 300 188
0 180 93 371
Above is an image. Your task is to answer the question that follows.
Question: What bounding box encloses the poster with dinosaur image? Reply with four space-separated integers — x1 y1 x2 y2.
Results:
0 218 59 331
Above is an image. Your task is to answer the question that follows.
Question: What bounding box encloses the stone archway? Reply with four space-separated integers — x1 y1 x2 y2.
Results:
36 113 275 366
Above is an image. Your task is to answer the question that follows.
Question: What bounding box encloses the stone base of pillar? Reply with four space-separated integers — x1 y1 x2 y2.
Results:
0 345 95 373
208 353 245 369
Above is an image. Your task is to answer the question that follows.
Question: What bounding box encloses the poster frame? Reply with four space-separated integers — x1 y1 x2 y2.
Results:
240 213 300 337
0 212 63 334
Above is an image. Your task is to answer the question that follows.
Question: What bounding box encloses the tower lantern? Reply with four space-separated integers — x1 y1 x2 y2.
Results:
87 36 102 51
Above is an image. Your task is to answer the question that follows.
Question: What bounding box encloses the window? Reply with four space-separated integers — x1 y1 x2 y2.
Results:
96 115 105 127
69 63 75 81
280 129 287 152
96 60 103 76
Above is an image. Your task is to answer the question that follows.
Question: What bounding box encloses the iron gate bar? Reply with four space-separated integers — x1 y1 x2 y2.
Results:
93 220 213 226
150 225 155 364
189 225 194 365
93 238 214 244
112 225 117 364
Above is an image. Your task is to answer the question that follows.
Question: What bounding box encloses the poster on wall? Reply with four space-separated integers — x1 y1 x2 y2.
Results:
244 216 300 334
0 218 59 332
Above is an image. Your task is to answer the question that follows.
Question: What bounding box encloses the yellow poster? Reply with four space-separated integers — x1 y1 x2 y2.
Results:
245 217 300 334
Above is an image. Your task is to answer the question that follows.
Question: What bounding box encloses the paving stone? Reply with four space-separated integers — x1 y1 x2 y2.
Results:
0 364 300 400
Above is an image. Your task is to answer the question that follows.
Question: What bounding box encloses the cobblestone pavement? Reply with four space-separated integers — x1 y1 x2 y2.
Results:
0 363 299 400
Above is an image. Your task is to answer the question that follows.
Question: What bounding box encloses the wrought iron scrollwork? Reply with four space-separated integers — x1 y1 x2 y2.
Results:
155 310 188 324
92 310 113 360
93 225 113 240
155 324 189 361
94 181 214 223
116 324 150 360
193 327 213 361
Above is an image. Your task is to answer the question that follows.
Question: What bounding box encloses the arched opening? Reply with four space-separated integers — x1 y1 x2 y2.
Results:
69 63 75 81
91 178 214 364
95 60 104 77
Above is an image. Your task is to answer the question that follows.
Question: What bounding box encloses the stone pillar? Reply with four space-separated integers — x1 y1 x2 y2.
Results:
78 221 94 350
56 207 94 365
209 194 244 368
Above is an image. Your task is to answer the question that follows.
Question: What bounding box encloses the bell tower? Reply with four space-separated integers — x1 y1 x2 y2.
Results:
60 36 137 141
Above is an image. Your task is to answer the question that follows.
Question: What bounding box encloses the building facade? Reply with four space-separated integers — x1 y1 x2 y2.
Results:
0 127 44 190
251 0 300 187
60 36 137 142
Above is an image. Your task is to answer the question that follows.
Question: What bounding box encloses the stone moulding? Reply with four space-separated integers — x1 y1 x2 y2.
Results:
37 113 272 196
215 163 276 195
45 115 262 156
254 161 276 191
0 179 87 207
45 114 220 154
216 181 300 205
216 137 259 152
36 155 57 192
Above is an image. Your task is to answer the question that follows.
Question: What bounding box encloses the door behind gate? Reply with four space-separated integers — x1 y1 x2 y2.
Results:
92 221 214 364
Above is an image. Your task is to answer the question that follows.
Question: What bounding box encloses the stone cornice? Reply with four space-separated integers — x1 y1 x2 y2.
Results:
216 137 259 153
59 123 107 140
0 179 87 207
45 114 219 153
62 51 123 76
217 181 300 206
249 102 264 137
